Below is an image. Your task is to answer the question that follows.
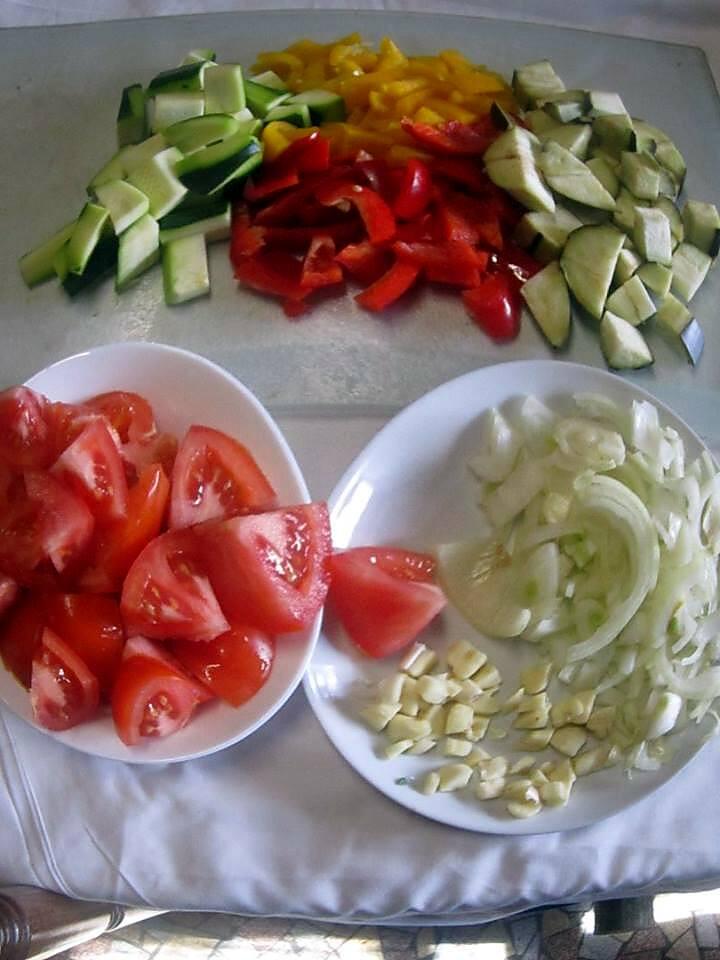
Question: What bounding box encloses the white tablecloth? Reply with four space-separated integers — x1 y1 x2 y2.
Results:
2 0 720 924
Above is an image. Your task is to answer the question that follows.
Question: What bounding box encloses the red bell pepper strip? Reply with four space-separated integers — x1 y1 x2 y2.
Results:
401 119 496 156
355 260 420 312
463 273 521 341
429 157 490 193
491 244 542 289
393 240 488 286
278 132 331 173
244 169 300 202
316 182 396 246
301 236 344 289
392 158 432 221
335 242 391 285
233 251 309 303
259 222 360 252
230 223 266 262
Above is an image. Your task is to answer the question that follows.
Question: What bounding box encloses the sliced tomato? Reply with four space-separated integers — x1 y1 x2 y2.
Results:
169 425 277 530
0 575 18 619
30 627 100 731
85 391 156 445
123 634 213 702
197 502 331 634
170 625 274 707
0 596 46 687
43 593 125 696
120 527 230 642
0 387 53 469
24 470 95 574
328 547 447 658
51 418 129 524
111 652 210 746
79 463 170 592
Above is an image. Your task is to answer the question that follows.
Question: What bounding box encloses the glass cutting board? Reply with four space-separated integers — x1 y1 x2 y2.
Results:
1 10 719 408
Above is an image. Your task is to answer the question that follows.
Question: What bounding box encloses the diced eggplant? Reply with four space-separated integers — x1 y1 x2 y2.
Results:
520 260 571 349
600 310 653 369
605 274 655 326
539 142 616 211
512 60 565 109
670 242 712 302
560 224 625 318
633 207 672 265
682 200 720 257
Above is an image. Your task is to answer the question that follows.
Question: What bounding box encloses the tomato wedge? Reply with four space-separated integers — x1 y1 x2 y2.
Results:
43 593 125 696
79 463 170 593
0 387 53 469
170 625 274 708
0 596 46 688
30 627 100 730
121 527 230 642
51 418 129 524
111 649 209 746
24 470 95 574
169 425 277 530
85 391 156 445
328 547 447 658
197 502 331 634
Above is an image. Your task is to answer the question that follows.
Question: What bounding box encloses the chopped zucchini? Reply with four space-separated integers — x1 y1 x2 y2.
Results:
513 207 582 262
250 70 287 91
512 60 565 109
164 113 241 154
637 262 672 298
560 223 625 318
123 133 169 175
613 246 642 285
87 145 133 191
600 310 653 369
592 113 635 154
182 49 216 65
148 91 205 134
484 155 555 213
66 202 109 275
586 91 628 117
619 151 660 201
540 123 592 159
117 83 147 147
62 235 118 297
265 102 312 127
93 179 149 234
605 274 655 326
19 221 76 287
204 64 246 114
162 233 210 304
633 207 672 265
670 242 712 302
116 213 159 290
126 146 188 219
287 89 346 123
654 293 704 365
521 260 571 348
585 156 619 198
682 200 720 256
539 141 616 210
243 78 291 117
179 136 262 196
148 60 213 94
159 200 230 244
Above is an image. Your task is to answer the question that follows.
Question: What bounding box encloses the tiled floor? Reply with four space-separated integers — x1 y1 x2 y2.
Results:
56 891 720 960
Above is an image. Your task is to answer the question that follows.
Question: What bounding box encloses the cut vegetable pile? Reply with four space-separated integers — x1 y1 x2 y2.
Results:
0 384 331 746
17 39 720 368
347 393 720 819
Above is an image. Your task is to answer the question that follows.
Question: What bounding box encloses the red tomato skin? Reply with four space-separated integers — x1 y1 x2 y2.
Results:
84 391 156 444
328 547 447 658
51 418 129 524
120 527 230 642
78 463 170 593
170 626 274 707
30 627 100 731
0 596 46 687
111 654 207 746
0 387 53 469
197 502 332 635
43 593 125 697
169 425 277 530
0 575 18 619
123 635 214 703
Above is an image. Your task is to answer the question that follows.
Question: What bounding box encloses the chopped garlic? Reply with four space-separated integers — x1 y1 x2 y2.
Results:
359 702 401 732
509 755 536 775
445 702 474 735
443 737 473 757
516 728 553 751
386 715 432 743
417 673 452 705
437 763 473 792
539 780 571 807
408 737 437 756
420 771 440 795
550 725 587 757
466 715 490 741
520 662 552 695
507 798 542 818
447 640 487 679
383 739 414 759
475 778 505 800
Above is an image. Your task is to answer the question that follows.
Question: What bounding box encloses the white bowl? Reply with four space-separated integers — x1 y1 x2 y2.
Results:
0 341 319 764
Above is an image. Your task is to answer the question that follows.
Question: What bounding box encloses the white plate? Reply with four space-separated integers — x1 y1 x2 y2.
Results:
304 360 714 834
0 341 320 764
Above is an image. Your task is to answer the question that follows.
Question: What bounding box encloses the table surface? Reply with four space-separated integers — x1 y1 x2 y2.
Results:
2 0 720 925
